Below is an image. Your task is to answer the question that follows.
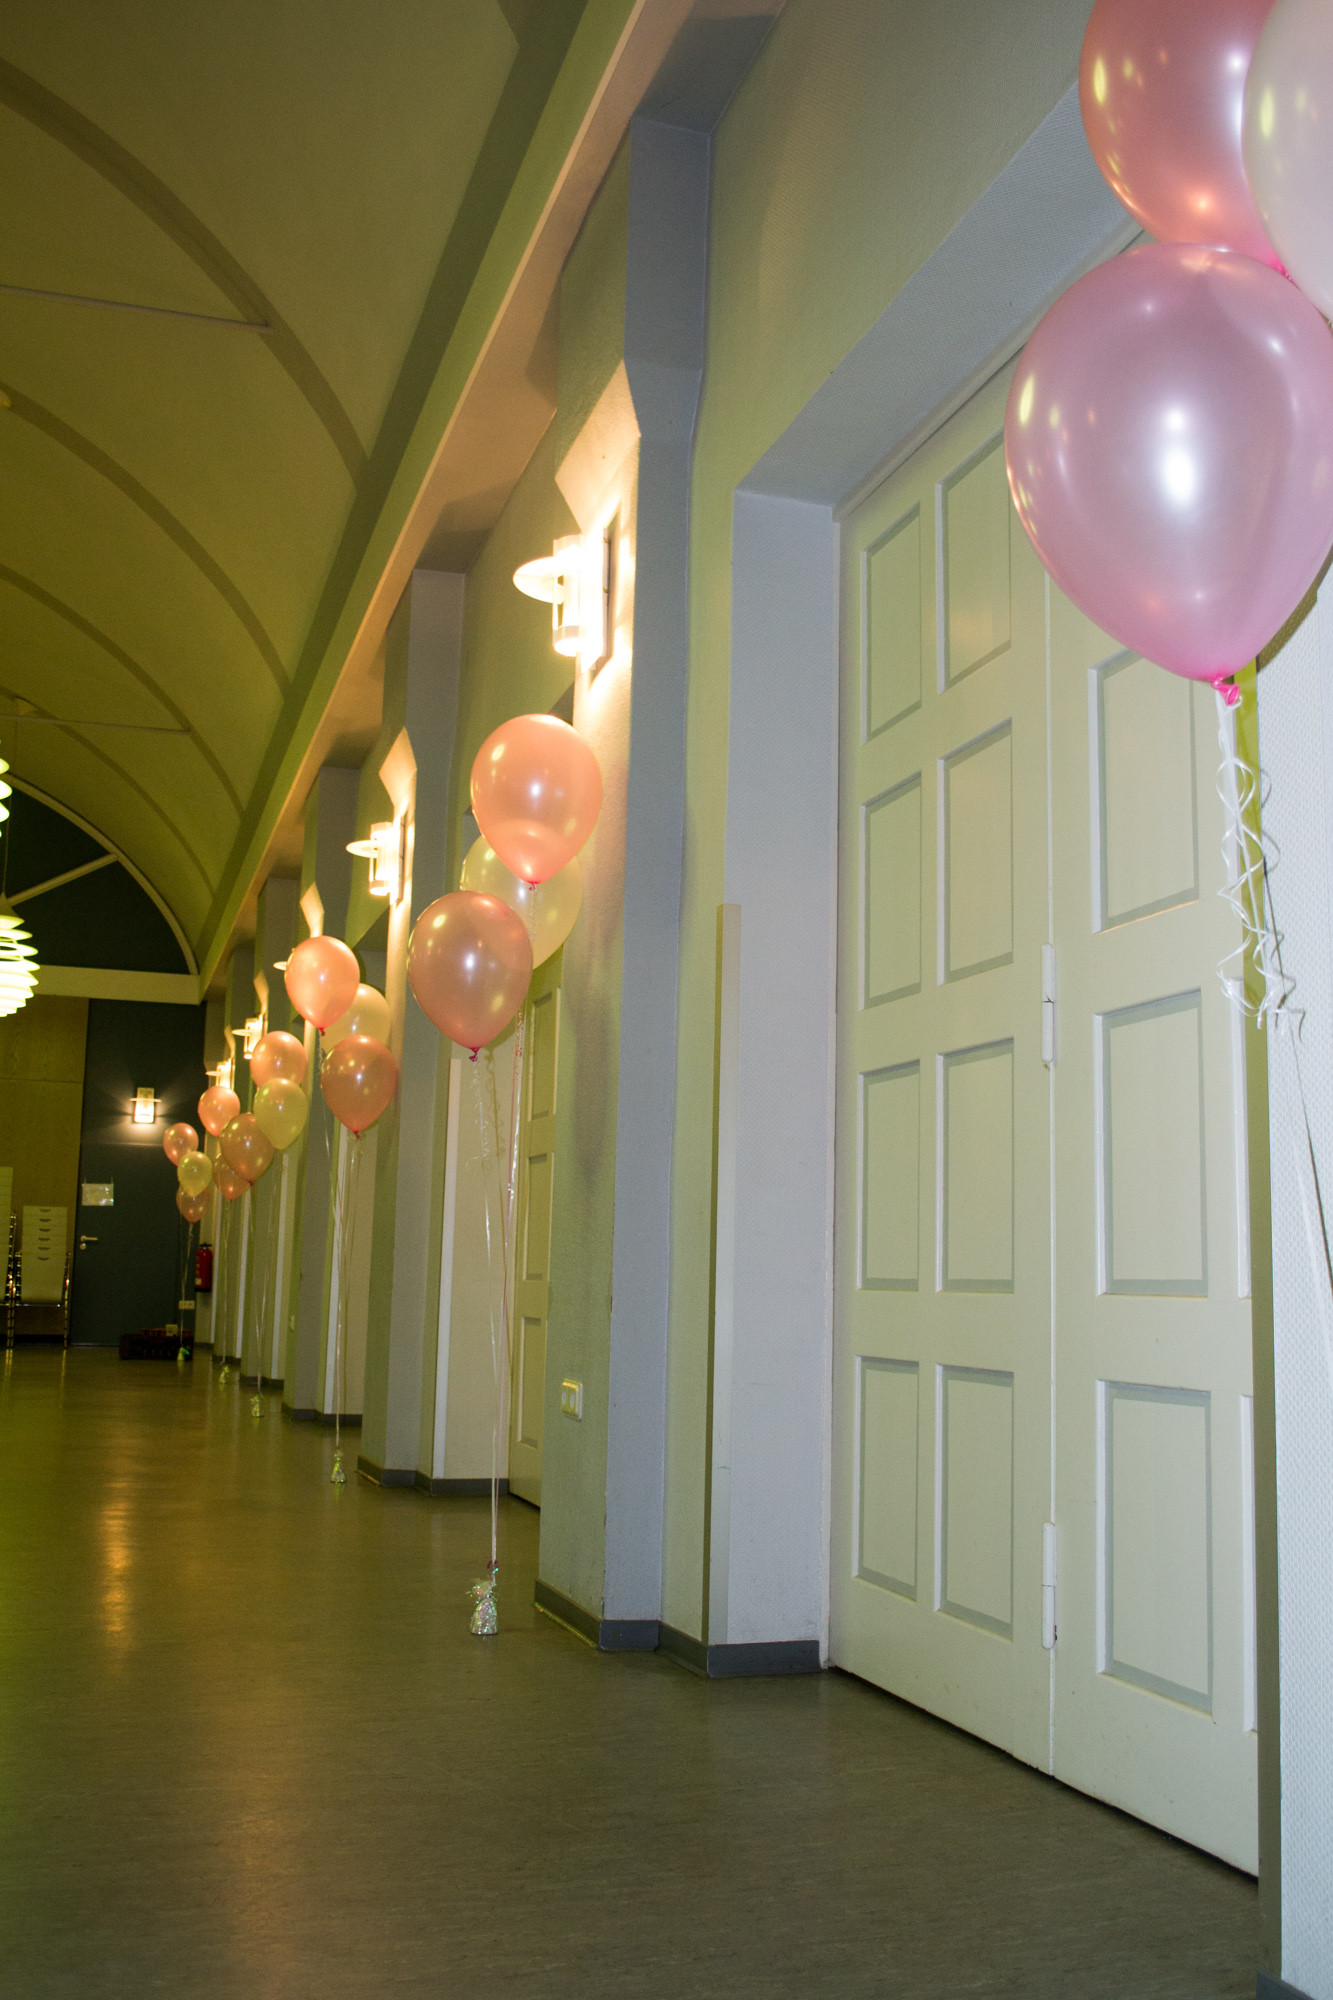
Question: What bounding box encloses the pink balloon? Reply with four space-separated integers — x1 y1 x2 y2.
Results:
198 1084 240 1138
471 714 602 885
250 1029 307 1088
1080 0 1281 265
176 1188 208 1224
407 892 532 1052
162 1122 198 1166
214 1161 248 1204
1005 243 1333 694
320 1033 399 1135
284 935 360 1033
219 1113 274 1185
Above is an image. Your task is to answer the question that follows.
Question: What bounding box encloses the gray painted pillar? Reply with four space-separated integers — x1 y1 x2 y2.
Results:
359 570 464 1482
220 943 255 1364
242 877 300 1386
285 768 357 1414
599 117 708 1621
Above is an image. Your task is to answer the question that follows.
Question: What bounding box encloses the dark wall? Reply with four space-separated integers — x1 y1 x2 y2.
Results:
71 1001 206 1345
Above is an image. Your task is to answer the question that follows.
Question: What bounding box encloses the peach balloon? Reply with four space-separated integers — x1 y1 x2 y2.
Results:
214 1162 248 1203
250 1029 307 1088
163 1122 197 1165
320 1034 399 1135
460 837 583 968
323 983 392 1050
220 1113 274 1184
284 935 360 1032
176 1188 208 1224
177 1150 213 1199
407 892 531 1052
471 713 602 885
198 1085 240 1138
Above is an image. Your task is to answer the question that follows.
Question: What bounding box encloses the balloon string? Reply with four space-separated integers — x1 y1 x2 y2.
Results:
472 1048 504 1591
1214 690 1333 1406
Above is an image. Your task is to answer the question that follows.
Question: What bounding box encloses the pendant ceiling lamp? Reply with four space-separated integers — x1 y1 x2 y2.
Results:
0 899 37 1019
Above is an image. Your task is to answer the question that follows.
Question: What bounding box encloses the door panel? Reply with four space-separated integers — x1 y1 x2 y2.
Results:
832 369 1053 1772
508 973 560 1507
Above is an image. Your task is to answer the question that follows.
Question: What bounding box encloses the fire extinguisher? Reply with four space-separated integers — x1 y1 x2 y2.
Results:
195 1244 213 1293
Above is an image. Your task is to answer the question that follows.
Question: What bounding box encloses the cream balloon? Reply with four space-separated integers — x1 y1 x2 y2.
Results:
459 838 583 968
253 1078 309 1151
323 983 392 1050
176 1150 213 1199
1244 0 1333 316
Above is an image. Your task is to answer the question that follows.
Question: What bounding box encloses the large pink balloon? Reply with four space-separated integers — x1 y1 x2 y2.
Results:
214 1161 248 1204
198 1084 240 1138
162 1122 197 1166
284 935 360 1033
1005 243 1333 694
250 1029 307 1088
407 892 532 1053
1080 0 1281 265
320 1034 399 1135
219 1113 274 1185
471 714 602 885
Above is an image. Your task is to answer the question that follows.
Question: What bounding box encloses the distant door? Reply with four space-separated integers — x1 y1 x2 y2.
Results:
508 963 561 1506
831 364 1256 1869
71 1140 181 1344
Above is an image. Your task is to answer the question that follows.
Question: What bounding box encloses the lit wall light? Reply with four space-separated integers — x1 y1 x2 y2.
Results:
0 757 10 825
513 528 611 669
240 1016 264 1060
211 1057 235 1094
0 898 38 1020
132 1087 156 1126
346 815 406 900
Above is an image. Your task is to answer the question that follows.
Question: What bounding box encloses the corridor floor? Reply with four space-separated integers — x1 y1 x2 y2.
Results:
0 1350 1256 1999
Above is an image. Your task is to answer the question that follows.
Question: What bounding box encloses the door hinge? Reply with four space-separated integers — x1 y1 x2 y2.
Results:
1041 945 1057 1068
1042 1520 1058 1650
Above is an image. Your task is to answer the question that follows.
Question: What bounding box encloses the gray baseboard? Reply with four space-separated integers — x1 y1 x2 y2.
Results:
533 1579 658 1652
283 1407 363 1427
356 1456 414 1487
658 1622 822 1679
1258 1973 1314 2000
413 1473 510 1497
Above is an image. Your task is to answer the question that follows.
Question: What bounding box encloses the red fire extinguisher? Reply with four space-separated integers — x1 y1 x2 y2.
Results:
195 1244 213 1293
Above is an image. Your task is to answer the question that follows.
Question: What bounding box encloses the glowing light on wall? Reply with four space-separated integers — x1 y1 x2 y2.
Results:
0 900 38 1019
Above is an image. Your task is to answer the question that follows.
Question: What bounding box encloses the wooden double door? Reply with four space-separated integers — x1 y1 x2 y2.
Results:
831 367 1258 1871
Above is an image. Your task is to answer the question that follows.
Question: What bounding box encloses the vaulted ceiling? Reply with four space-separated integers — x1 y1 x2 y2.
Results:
0 0 589 977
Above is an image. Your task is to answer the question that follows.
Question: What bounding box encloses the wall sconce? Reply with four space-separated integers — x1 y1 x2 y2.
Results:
346 815 406 900
513 525 613 670
132 1087 156 1125
211 1057 235 1095
240 1016 265 1060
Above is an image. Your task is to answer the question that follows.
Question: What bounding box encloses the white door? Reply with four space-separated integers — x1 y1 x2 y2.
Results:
508 968 560 1507
830 365 1257 1869
1048 601 1258 1869
831 373 1053 1771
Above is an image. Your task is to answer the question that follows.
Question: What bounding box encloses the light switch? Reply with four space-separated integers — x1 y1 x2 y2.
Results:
560 1379 583 1420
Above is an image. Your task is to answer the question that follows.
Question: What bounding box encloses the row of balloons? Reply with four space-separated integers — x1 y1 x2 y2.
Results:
1005 0 1333 698
164 711 602 1220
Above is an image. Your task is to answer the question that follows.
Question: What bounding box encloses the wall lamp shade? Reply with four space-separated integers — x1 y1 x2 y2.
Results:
0 897 38 1019
513 533 604 661
0 756 10 825
240 1015 265 1060
132 1087 156 1125
346 817 406 900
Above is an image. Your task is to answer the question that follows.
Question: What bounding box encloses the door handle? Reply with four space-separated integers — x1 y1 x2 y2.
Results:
78 1235 98 1248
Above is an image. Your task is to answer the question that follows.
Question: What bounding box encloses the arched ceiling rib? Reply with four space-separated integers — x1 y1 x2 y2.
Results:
0 0 602 970
0 55 368 480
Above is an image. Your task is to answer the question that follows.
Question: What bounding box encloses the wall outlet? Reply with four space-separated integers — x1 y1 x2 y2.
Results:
560 1379 583 1420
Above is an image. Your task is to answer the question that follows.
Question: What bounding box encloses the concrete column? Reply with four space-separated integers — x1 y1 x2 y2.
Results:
242 877 300 1387
358 570 464 1484
284 767 358 1416
216 943 254 1364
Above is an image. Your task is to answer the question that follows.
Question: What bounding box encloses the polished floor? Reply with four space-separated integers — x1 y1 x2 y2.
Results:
0 1349 1256 1999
